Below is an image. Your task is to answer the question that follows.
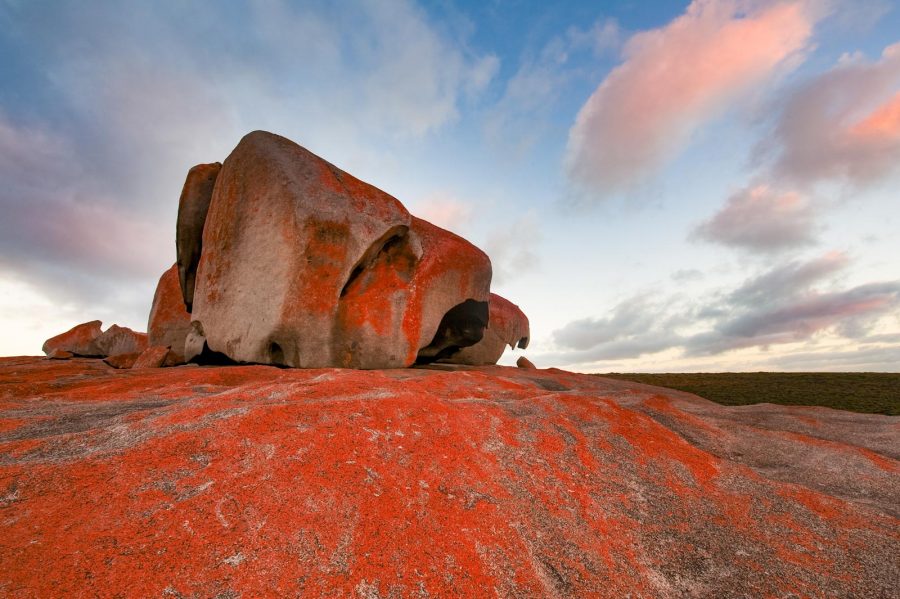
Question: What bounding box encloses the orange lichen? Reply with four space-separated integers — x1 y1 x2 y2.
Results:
0 357 896 597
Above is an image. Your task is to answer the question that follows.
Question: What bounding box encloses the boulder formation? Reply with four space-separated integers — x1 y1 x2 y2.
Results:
42 321 147 361
92 325 148 357
449 293 529 365
41 320 103 357
186 131 495 368
42 130 532 369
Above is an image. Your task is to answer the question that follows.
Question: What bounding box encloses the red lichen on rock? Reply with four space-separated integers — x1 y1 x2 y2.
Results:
93 324 149 357
451 293 529 365
41 320 103 357
132 345 171 369
0 357 896 597
103 352 141 369
148 264 191 361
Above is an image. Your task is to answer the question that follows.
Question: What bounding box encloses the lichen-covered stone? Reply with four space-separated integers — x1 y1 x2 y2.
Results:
132 345 171 369
176 162 221 312
42 320 103 357
336 216 491 368
93 325 148 357
103 352 140 369
189 131 491 368
450 293 529 365
148 264 191 361
0 357 896 597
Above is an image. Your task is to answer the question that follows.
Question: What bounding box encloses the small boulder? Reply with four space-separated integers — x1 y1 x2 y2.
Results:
148 264 191 361
448 293 530 365
132 345 171 369
93 325 148 357
42 320 103 357
103 352 140 369
516 356 536 369
46 349 74 360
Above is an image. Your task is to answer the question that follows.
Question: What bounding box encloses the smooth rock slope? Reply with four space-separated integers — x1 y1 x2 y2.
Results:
0 357 897 597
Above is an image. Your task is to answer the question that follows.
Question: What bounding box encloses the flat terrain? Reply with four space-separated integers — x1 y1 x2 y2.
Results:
599 372 900 415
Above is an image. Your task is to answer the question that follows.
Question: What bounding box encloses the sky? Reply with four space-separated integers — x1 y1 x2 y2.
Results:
1 0 899 372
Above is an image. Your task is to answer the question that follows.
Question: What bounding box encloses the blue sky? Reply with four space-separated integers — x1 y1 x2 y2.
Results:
1 0 899 371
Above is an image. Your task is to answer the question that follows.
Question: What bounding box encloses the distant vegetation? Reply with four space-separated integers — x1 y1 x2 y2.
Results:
598 372 900 416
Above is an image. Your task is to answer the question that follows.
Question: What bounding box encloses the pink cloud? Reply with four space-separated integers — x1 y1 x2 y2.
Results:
692 184 816 252
767 42 900 185
565 0 820 197
412 194 474 235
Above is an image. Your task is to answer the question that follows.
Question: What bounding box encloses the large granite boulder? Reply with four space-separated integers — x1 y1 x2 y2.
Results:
147 264 191 361
449 293 530 365
176 162 221 312
187 131 491 368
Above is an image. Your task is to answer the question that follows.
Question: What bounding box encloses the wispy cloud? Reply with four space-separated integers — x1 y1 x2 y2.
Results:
692 185 817 253
484 214 542 285
547 252 900 365
565 0 823 199
762 42 900 187
485 18 620 156
410 193 475 236
0 0 499 340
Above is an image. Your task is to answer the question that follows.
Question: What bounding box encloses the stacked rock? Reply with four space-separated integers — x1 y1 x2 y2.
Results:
46 131 533 369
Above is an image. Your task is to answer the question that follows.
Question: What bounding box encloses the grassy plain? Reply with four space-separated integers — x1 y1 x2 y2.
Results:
598 372 900 415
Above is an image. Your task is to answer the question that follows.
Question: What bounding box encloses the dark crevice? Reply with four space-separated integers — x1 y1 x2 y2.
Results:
188 342 238 366
416 299 489 364
517 336 529 349
268 342 285 365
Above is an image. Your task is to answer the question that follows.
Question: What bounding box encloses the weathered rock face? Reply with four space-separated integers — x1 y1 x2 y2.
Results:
189 131 492 368
176 162 221 312
41 320 103 357
131 345 171 369
336 216 491 368
147 264 191 360
102 352 140 369
450 293 529 365
93 325 148 357
0 357 896 597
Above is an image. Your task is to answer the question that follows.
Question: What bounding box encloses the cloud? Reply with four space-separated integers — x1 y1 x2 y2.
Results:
726 251 848 307
484 214 542 285
692 184 817 252
546 252 900 365
485 18 619 155
0 0 499 348
763 42 900 186
565 0 822 198
552 294 686 360
411 193 474 235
